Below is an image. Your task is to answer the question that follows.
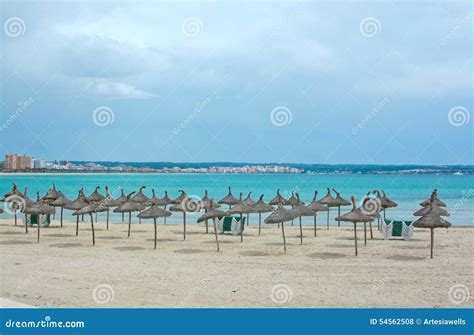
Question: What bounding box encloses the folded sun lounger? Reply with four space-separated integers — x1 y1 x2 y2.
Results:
381 218 413 240
217 215 246 235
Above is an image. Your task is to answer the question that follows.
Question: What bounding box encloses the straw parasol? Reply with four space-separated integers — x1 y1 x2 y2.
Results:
420 189 446 207
358 196 381 244
169 196 202 241
307 191 329 237
200 190 220 233
3 183 25 226
318 188 339 229
99 186 121 230
64 188 89 236
42 183 61 203
264 205 295 252
290 204 313 245
147 189 160 206
197 207 227 252
115 188 128 222
172 190 188 204
413 204 449 217
114 192 143 238
23 193 55 243
227 202 254 242
73 202 108 245
332 189 351 226
242 192 256 226
218 186 239 209
381 190 398 208
87 186 105 203
252 195 274 235
131 186 150 224
50 192 72 228
413 209 451 259
335 196 375 256
138 205 172 249
268 189 288 206
156 191 173 224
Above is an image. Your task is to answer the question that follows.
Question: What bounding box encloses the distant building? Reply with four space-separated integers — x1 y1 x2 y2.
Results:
5 154 32 169
33 159 46 169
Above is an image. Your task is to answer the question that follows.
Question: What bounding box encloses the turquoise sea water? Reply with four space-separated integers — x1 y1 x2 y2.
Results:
1 173 473 225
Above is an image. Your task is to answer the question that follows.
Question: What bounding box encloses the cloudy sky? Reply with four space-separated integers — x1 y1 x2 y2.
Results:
0 1 472 165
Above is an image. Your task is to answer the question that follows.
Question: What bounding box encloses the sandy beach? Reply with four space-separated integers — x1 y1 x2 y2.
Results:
0 218 472 308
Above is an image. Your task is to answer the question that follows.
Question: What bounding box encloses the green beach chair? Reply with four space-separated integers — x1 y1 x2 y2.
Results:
217 215 245 235
381 218 413 240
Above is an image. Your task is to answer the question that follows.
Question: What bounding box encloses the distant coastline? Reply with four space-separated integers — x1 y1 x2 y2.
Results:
0 162 472 175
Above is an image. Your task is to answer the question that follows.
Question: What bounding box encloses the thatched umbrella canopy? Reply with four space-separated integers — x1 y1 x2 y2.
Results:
22 187 34 208
197 207 227 252
335 196 374 256
241 192 256 226
264 205 295 252
172 190 188 205
287 192 303 207
268 189 288 206
420 189 446 207
156 191 173 224
381 190 397 208
169 197 202 241
318 188 339 229
23 193 55 243
64 188 89 236
413 210 451 259
227 202 254 242
73 202 107 246
414 204 449 217
147 189 160 206
358 196 381 244
114 192 143 238
332 189 351 226
138 205 172 249
87 186 105 203
116 188 128 204
252 195 274 235
42 183 61 203
50 192 72 228
3 183 26 226
200 190 220 234
290 204 314 245
98 186 122 230
307 191 329 237
131 186 150 204
218 186 239 208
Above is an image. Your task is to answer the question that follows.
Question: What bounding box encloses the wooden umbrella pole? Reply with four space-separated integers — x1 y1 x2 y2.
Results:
258 212 262 236
240 213 243 243
353 223 358 256
75 215 79 236
281 221 286 253
213 218 220 252
337 206 341 226
37 216 40 243
128 212 132 238
60 207 64 227
25 214 28 234
363 222 367 246
291 206 294 226
183 213 187 240
154 218 157 250
327 209 330 230
430 228 434 259
164 205 167 224
299 216 303 245
90 213 95 246
369 222 373 239
313 215 317 237
247 213 249 226
121 212 124 223
106 209 109 230
14 210 17 226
